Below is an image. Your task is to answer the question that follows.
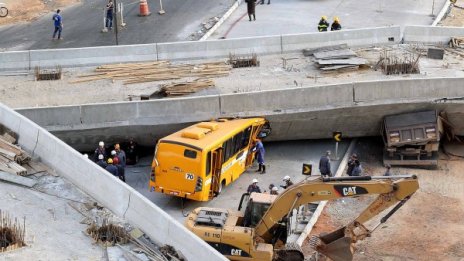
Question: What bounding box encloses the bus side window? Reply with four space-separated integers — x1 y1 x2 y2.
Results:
206 151 211 176
242 127 251 148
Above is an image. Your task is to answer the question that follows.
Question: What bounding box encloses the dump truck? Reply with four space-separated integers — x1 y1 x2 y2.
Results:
381 110 442 166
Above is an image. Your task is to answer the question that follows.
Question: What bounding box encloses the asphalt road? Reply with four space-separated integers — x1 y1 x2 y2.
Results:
0 0 234 51
125 139 350 223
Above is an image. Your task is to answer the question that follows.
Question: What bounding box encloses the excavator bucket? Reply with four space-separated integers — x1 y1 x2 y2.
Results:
314 227 355 261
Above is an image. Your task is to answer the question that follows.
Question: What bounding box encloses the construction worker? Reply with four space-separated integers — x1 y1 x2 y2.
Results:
247 179 262 193
105 158 119 177
317 16 329 32
319 150 332 177
111 150 125 182
281 175 294 189
331 17 342 31
270 186 279 195
94 141 106 162
346 153 358 176
96 154 107 169
254 138 266 174
351 160 363 176
114 144 126 167
126 139 138 165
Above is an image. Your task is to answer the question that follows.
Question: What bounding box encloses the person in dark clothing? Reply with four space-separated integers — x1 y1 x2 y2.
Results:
351 160 362 176
94 141 107 162
319 151 332 177
247 179 261 193
96 154 107 169
254 139 266 174
331 17 342 31
317 16 329 32
281 175 294 189
105 158 119 177
115 144 126 181
52 9 63 40
260 0 270 5
245 0 256 21
126 139 138 165
346 153 358 176
384 164 391 176
106 0 114 29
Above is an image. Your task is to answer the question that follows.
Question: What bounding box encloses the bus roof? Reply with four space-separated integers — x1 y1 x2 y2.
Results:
159 118 265 151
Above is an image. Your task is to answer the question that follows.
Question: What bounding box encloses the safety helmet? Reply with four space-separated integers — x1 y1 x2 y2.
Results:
321 16 327 20
252 178 258 183
99 141 104 147
272 186 279 191
98 154 104 160
107 158 113 164
283 175 290 181
334 17 340 22
111 150 116 156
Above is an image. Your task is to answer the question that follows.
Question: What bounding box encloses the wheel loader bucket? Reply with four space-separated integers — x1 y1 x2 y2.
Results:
315 227 355 261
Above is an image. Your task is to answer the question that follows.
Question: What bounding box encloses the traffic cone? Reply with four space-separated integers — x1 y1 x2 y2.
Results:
139 0 151 16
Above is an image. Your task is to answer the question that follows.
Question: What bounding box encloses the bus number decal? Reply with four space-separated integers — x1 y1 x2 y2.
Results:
185 173 194 180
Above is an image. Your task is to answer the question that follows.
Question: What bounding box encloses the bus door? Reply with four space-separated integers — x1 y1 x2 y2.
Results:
210 148 223 198
245 125 261 167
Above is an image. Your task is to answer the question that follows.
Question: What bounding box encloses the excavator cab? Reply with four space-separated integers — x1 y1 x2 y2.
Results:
238 192 277 227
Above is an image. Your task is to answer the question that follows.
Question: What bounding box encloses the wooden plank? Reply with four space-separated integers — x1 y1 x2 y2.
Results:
302 44 349 56
0 171 37 187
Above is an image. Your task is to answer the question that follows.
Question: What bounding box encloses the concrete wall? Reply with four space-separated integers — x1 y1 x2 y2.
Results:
1 26 399 71
403 25 464 44
0 103 227 261
16 77 464 151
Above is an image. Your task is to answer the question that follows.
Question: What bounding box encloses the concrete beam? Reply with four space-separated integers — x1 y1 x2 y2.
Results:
403 25 464 44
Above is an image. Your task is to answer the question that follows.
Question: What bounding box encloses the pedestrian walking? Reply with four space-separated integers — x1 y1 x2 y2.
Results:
281 176 294 189
346 153 358 176
126 139 138 165
106 0 114 29
331 17 342 31
94 141 107 162
351 160 362 176
105 158 119 177
254 138 266 174
96 154 108 169
247 179 262 193
384 164 391 176
52 9 63 40
317 16 329 32
319 150 332 177
245 0 256 21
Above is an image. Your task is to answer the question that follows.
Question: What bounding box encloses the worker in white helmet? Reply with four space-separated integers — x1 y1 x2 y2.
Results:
281 175 294 189
247 178 262 193
270 186 279 195
94 141 107 162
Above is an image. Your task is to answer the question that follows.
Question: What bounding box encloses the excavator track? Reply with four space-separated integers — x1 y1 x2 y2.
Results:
274 243 304 261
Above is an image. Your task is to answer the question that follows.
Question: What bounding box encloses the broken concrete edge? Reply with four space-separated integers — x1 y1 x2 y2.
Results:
200 0 243 41
295 138 357 247
432 0 452 26
0 102 228 261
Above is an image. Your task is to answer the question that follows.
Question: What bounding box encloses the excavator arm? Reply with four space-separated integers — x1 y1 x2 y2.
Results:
254 175 419 260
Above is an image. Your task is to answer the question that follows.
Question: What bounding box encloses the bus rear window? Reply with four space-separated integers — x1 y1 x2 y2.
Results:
184 149 197 159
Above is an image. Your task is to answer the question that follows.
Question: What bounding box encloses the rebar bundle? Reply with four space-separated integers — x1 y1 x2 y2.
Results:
0 210 26 253
86 218 128 246
378 50 420 75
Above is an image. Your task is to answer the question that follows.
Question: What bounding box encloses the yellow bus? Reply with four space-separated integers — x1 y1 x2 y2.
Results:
149 118 270 201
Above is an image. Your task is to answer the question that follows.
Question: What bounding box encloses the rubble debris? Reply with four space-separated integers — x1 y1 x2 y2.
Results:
86 218 128 247
35 66 62 81
376 49 420 75
0 171 37 188
228 53 260 68
0 137 31 165
72 61 231 85
157 79 215 97
0 136 31 176
0 210 26 253
449 36 464 48
130 228 185 261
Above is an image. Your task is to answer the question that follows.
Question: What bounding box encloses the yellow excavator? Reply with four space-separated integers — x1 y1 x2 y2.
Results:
185 175 419 261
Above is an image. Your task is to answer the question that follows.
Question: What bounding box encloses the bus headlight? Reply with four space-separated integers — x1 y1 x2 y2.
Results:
194 176 203 192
